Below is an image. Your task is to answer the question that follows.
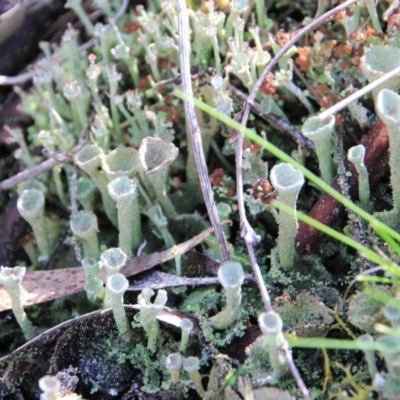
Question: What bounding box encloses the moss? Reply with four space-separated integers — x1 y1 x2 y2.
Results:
274 292 334 336
348 285 393 333
128 343 164 393
200 308 248 348
126 324 185 394
181 287 222 315
268 249 332 295
206 355 233 393
314 286 341 310
242 335 272 382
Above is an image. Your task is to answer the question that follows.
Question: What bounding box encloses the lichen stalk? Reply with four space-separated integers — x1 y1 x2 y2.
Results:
376 89 400 212
107 176 140 257
270 163 304 270
179 318 193 354
138 137 179 219
347 145 370 211
183 356 205 397
0 267 37 340
302 116 335 184
166 353 183 384
137 288 167 352
106 273 132 341
210 261 245 329
17 189 51 259
258 311 289 378
81 257 104 303
70 211 100 260
74 144 117 226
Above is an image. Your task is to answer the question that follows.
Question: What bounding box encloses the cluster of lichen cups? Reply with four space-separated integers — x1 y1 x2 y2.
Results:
72 138 178 258
80 255 291 395
8 0 400 397
14 134 180 268
13 83 400 399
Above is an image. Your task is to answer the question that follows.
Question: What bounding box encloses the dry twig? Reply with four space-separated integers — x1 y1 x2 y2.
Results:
237 0 357 245
229 84 315 148
0 158 64 191
176 0 231 262
229 3 362 398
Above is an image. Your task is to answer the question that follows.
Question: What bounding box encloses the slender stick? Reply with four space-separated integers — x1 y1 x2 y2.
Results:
114 0 129 20
283 347 311 400
318 63 400 119
247 244 272 311
237 0 357 244
70 165 82 261
234 113 261 245
0 158 63 191
176 0 230 262
229 84 315 148
230 4 362 398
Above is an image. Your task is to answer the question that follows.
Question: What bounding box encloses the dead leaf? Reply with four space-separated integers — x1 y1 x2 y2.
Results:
128 270 221 291
0 225 217 312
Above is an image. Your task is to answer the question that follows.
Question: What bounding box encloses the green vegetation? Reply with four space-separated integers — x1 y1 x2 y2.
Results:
1 0 400 399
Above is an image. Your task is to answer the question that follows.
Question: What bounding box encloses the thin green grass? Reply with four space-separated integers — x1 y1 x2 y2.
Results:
176 92 400 246
176 91 400 354
275 202 400 278
287 336 398 351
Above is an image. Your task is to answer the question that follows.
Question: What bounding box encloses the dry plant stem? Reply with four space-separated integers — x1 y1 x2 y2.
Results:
234 123 261 246
338 266 384 313
0 70 33 85
114 0 128 20
246 244 272 311
41 226 70 271
232 4 363 399
70 165 82 261
0 158 63 191
0 224 220 311
128 271 258 291
230 1 350 247
284 348 311 400
319 64 400 120
176 0 230 262
70 166 79 216
0 42 94 86
229 85 314 149
232 124 308 397
292 62 322 103
235 1 358 231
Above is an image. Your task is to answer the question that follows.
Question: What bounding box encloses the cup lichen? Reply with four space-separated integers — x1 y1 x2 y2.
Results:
270 163 304 270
